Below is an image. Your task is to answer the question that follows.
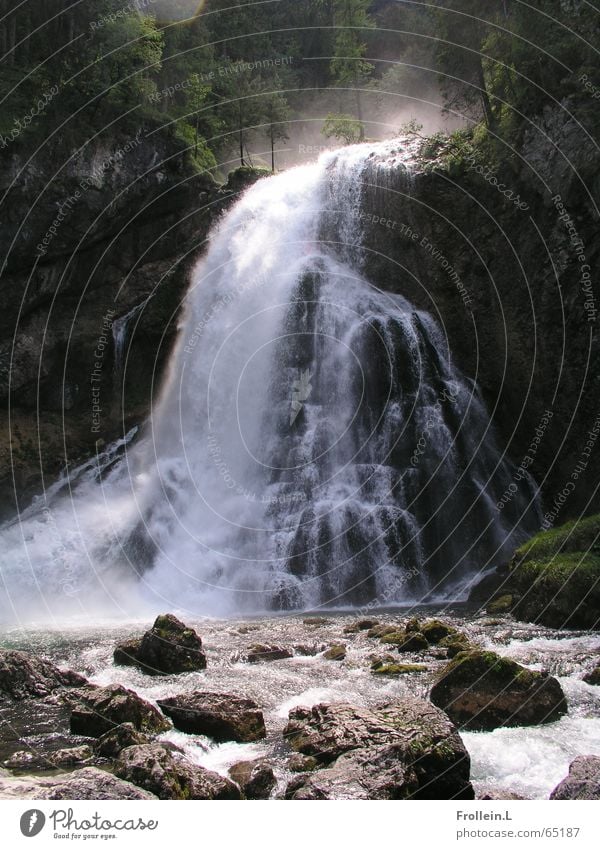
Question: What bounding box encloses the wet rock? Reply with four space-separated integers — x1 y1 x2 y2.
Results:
287 753 319 773
283 698 473 800
486 594 515 614
229 759 276 799
303 617 330 626
157 692 266 742
94 723 150 759
550 756 600 800
113 614 207 675
0 766 157 800
583 664 600 685
381 631 429 652
438 633 472 658
0 649 87 701
323 644 346 661
420 619 457 644
344 619 379 633
114 743 241 799
371 662 427 676
47 745 94 768
245 644 293 663
69 684 170 737
477 786 526 800
293 643 325 656
430 650 567 730
367 624 397 638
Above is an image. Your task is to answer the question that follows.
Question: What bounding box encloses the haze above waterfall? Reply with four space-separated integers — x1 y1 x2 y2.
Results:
0 140 540 623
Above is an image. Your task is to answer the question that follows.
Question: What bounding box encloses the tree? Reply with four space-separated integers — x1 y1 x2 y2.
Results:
330 0 374 140
264 90 290 172
431 0 497 129
322 112 363 145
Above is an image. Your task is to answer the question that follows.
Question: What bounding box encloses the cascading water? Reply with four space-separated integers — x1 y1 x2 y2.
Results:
0 140 540 621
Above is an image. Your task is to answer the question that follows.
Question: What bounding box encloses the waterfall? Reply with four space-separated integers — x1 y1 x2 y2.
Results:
0 140 539 622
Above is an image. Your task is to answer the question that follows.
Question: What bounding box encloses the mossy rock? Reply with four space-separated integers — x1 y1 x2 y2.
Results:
438 633 472 658
420 619 457 644
323 644 346 661
367 624 397 638
486 594 515 614
430 650 567 730
509 552 600 630
381 630 429 652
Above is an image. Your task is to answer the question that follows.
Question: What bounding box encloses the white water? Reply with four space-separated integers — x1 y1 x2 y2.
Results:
0 140 540 623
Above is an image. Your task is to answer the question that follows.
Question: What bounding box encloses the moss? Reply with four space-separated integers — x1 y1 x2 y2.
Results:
515 514 600 562
323 644 346 661
510 552 600 629
438 650 528 687
486 594 514 614
420 619 457 644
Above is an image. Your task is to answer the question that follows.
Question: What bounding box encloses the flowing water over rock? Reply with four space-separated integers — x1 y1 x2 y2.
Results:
1 611 599 799
0 140 539 621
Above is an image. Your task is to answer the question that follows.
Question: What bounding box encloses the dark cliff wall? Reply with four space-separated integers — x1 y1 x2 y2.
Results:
0 128 236 514
356 106 599 521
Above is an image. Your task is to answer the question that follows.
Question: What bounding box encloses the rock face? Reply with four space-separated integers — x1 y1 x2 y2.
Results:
69 684 170 737
0 649 86 701
430 650 568 730
550 756 600 800
0 766 156 800
229 759 276 799
114 743 241 800
283 699 473 800
157 692 266 743
113 614 207 675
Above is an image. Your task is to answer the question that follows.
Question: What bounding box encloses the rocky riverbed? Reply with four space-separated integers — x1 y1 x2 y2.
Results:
1 606 599 800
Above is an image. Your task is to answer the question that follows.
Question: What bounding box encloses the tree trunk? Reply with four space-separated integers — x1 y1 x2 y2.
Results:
476 59 495 130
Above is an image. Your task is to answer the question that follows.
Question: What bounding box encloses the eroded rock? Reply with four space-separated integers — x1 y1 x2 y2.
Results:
114 743 241 799
69 684 169 737
157 691 266 742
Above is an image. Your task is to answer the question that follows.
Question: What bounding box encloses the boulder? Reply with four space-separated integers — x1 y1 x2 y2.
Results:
283 698 473 799
367 624 397 638
550 756 600 800
0 766 156 800
293 643 325 656
47 745 93 768
94 723 150 759
420 619 457 644
69 684 170 737
113 614 207 675
323 644 346 661
229 759 276 799
381 631 428 651
430 650 567 730
583 664 600 685
245 644 293 663
344 619 379 633
0 649 86 701
287 753 319 773
114 743 241 799
157 692 266 742
302 617 330 626
439 633 472 658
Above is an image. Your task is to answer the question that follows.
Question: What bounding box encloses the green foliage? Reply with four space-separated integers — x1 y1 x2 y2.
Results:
322 113 363 145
